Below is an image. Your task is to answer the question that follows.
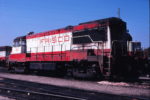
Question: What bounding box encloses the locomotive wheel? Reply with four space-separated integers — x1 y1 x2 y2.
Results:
71 67 97 79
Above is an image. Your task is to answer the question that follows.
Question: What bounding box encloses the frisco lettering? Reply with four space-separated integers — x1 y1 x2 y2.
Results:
40 35 70 44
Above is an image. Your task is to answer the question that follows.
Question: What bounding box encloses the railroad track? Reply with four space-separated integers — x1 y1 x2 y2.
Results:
0 74 149 100
0 86 86 100
0 77 87 100
0 86 149 100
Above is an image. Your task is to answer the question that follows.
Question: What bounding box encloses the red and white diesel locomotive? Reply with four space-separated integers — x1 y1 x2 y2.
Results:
0 17 143 80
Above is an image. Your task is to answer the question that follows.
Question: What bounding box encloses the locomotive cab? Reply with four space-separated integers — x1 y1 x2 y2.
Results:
9 36 27 72
11 36 26 54
9 36 26 63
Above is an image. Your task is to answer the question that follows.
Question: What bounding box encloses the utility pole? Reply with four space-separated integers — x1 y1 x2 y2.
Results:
118 8 120 18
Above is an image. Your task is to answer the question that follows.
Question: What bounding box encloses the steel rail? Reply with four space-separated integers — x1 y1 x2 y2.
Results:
0 80 72 96
0 86 87 100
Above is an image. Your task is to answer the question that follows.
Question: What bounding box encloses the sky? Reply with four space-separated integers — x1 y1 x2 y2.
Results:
0 0 149 48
